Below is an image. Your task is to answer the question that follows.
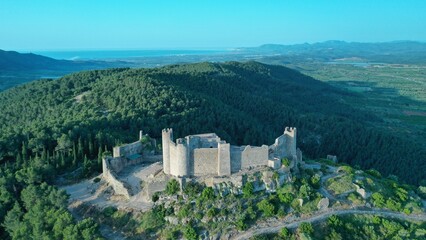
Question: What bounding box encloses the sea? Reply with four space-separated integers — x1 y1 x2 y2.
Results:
33 49 227 60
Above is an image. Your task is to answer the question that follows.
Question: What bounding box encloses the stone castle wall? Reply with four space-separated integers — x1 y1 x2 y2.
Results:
240 145 269 169
113 141 143 158
218 142 231 176
102 157 131 198
193 148 218 176
102 131 162 198
228 145 269 173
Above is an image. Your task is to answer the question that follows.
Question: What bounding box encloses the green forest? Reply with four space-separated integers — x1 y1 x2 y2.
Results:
0 61 425 239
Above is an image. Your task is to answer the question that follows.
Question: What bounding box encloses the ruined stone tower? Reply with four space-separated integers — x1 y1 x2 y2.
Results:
162 128 173 175
284 127 297 158
172 138 189 177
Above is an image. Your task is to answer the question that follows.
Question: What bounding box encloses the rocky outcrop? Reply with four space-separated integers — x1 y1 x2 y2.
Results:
317 197 330 210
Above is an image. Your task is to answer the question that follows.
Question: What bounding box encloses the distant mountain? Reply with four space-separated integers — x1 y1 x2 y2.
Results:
0 50 129 91
0 49 80 71
242 40 426 63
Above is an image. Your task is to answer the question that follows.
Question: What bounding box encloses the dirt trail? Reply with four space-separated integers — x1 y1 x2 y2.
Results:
233 209 426 240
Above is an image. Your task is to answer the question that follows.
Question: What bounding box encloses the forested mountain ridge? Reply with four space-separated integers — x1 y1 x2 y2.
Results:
0 61 424 186
0 49 77 70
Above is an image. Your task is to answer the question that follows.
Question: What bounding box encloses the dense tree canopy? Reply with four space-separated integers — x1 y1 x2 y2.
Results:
0 61 424 238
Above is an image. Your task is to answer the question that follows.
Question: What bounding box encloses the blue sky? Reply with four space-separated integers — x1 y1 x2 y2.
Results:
1 0 425 50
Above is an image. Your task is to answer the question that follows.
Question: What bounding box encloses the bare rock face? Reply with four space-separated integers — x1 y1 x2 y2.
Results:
165 216 179 225
354 184 369 199
298 198 304 207
317 197 330 210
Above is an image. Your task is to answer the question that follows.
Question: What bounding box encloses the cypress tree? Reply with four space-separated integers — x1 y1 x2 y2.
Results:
21 141 27 163
72 142 77 167
77 137 83 159
16 153 22 167
97 146 103 170
89 134 94 157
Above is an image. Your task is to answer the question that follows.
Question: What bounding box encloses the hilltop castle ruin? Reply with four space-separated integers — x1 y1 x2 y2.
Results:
102 127 302 199
162 127 300 177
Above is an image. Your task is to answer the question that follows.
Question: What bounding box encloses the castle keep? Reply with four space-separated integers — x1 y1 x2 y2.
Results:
162 127 298 177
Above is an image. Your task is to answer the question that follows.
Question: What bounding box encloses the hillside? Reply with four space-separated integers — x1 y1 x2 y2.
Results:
0 49 79 71
0 61 424 185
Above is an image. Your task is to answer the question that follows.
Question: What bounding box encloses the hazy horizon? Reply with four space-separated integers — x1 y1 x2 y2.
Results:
4 39 426 53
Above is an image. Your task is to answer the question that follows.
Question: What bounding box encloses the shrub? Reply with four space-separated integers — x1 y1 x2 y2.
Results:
183 225 197 240
243 182 254 198
327 215 342 228
236 214 248 230
140 135 151 144
246 206 256 220
138 206 165 233
152 192 160 202
281 158 290 167
279 227 289 237
395 187 408 202
103 206 117 217
162 229 178 240
310 174 321 189
184 181 203 197
201 187 215 200
291 199 300 210
299 222 314 235
371 192 385 208
385 198 402 211
403 208 411 215
93 177 101 183
298 184 312 199
272 171 279 180
278 192 294 204
256 199 275 217
372 215 381 224
366 169 382 178
177 204 191 219
207 208 218 218
339 165 354 174
166 179 180 195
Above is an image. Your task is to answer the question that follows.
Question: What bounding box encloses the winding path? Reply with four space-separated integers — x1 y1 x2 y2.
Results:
232 209 426 240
